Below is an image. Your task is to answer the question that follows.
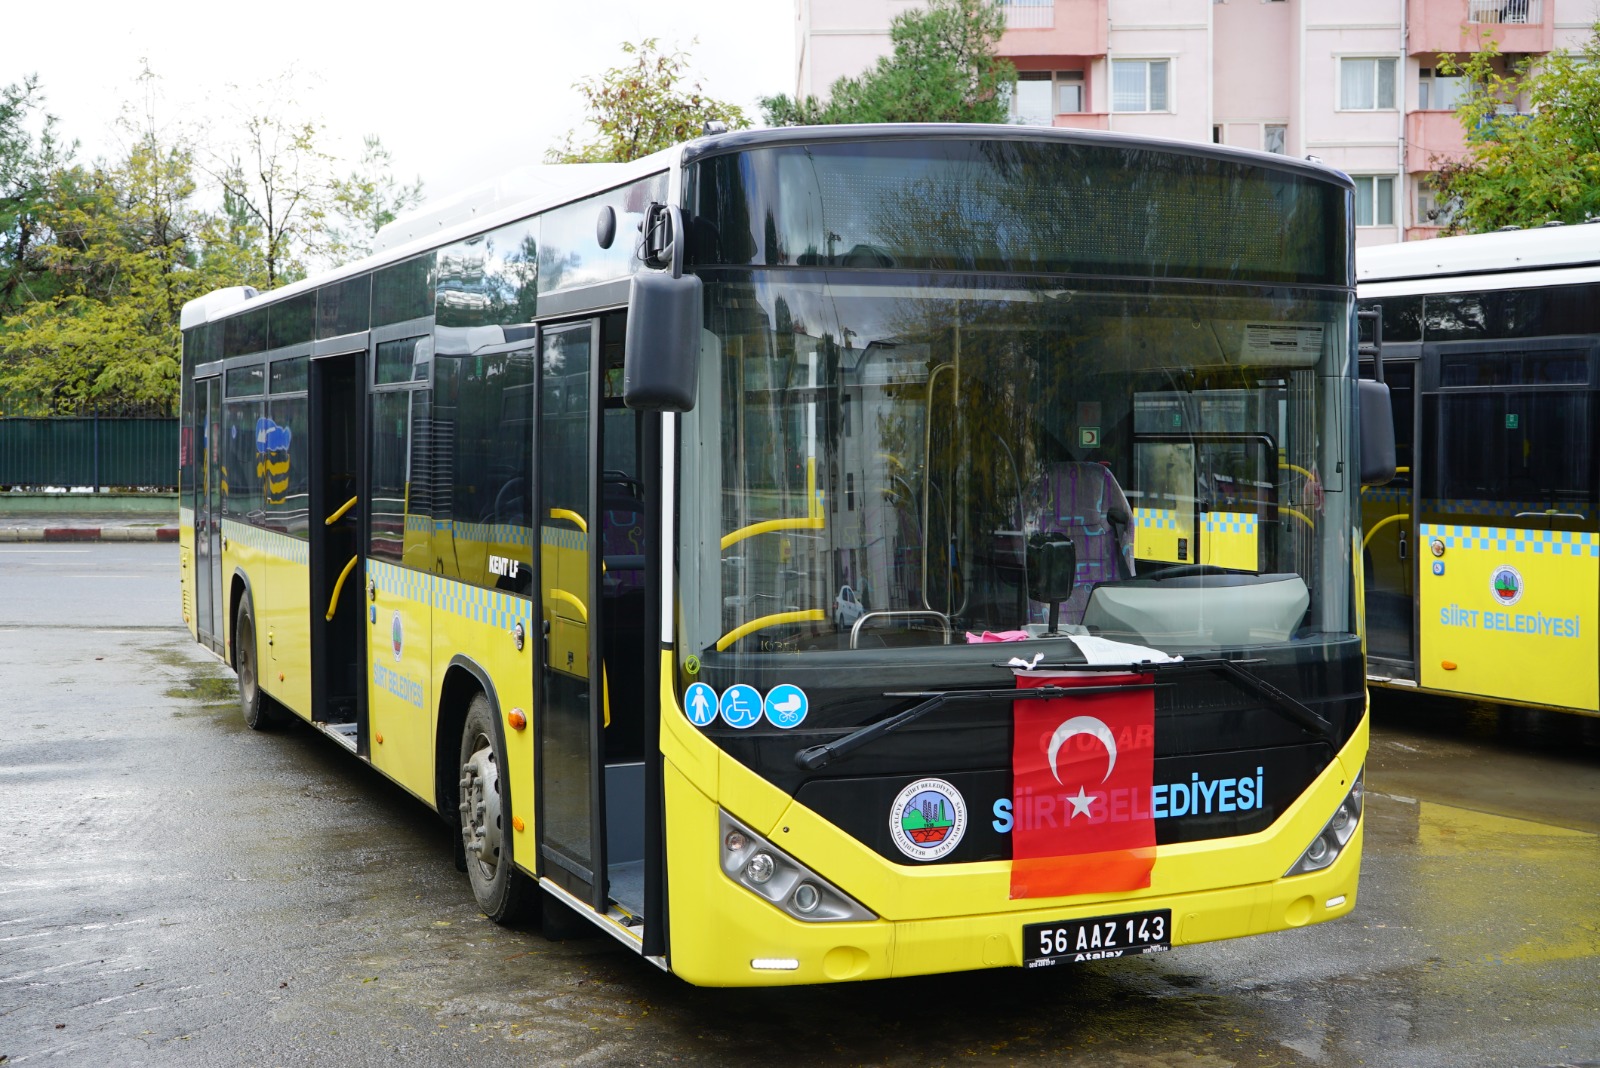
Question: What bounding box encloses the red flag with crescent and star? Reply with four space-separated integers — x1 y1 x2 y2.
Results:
1010 669 1157 898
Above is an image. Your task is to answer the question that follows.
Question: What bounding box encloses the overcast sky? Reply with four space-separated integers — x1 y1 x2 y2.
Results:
10 0 797 206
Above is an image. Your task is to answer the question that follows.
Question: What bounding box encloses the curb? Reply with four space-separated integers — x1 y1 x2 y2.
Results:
0 526 179 543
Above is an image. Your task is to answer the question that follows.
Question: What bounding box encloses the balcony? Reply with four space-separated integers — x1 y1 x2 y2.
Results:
1409 0 1552 57
1001 0 1054 29
1406 109 1469 173
1467 0 1541 24
997 0 1108 58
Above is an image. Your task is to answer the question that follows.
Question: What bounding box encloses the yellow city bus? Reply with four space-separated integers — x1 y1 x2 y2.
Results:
179 125 1386 986
1358 223 1600 716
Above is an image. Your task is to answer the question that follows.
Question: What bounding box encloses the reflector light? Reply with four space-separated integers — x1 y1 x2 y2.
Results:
750 958 800 971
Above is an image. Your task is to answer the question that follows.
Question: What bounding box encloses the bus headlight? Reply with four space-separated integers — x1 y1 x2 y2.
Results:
719 811 876 923
1285 770 1364 876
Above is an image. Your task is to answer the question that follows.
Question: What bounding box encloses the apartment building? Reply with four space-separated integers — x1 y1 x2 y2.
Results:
794 0 1593 245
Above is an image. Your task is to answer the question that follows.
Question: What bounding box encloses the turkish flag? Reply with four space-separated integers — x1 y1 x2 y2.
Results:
1010 669 1157 899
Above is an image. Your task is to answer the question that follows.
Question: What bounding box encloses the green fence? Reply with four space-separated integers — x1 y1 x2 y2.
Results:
0 418 178 490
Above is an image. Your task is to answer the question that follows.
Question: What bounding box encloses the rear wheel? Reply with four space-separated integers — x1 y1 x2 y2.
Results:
458 694 533 923
235 596 279 730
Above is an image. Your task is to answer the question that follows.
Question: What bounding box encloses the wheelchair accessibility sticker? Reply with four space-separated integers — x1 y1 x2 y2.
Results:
719 684 764 729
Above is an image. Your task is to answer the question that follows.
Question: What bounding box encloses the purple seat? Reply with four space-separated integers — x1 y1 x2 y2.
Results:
1021 462 1136 625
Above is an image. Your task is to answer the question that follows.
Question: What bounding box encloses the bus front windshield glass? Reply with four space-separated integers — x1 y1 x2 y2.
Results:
679 276 1354 664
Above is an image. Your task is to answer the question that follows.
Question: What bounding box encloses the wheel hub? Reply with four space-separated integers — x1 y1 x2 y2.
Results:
459 741 502 871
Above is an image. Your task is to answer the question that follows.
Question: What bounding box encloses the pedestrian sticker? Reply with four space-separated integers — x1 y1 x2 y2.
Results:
719 684 763 729
764 684 809 729
684 682 718 727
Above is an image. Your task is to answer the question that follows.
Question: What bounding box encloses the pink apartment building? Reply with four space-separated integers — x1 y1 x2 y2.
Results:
794 0 1592 245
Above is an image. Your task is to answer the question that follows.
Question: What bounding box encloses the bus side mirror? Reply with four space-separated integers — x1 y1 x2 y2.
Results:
623 269 702 412
1359 379 1396 487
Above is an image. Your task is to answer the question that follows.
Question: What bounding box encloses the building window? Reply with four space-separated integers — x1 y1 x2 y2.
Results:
1057 71 1085 113
1340 57 1397 110
1264 124 1287 154
1353 175 1396 226
1012 71 1085 123
1012 72 1054 124
1112 59 1170 113
1418 67 1469 110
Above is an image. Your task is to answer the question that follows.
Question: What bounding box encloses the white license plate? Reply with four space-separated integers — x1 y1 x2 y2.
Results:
1023 909 1172 967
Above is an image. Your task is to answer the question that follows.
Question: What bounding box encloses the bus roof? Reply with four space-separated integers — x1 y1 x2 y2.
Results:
1357 221 1600 286
182 124 1353 331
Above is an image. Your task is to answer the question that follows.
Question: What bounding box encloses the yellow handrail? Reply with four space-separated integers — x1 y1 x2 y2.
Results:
1362 512 1411 551
325 495 358 526
326 555 358 621
545 587 609 726
549 507 587 534
1281 507 1315 531
721 457 825 550
1360 466 1410 494
721 516 824 550
716 609 825 652
549 587 587 621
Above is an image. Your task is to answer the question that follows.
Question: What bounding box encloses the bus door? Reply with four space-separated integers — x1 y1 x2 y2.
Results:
309 350 367 749
1416 339 1600 711
1361 359 1417 679
536 313 653 925
195 373 224 654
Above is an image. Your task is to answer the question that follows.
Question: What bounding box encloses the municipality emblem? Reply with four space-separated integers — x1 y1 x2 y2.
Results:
391 610 404 661
889 778 967 861
1490 565 1523 607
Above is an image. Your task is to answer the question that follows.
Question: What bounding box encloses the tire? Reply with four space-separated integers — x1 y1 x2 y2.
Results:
458 694 533 923
234 595 279 731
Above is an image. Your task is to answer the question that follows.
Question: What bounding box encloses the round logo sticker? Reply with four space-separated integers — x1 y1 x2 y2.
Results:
764 684 809 729
888 778 967 862
391 610 404 661
719 684 763 729
1490 565 1523 607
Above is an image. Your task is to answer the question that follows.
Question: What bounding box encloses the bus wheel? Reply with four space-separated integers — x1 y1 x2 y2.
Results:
458 694 531 923
235 596 278 731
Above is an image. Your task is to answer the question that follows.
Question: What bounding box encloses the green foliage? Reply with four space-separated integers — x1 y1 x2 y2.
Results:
546 39 750 163
761 0 1015 126
0 76 78 317
328 135 424 261
1431 24 1600 232
0 67 423 416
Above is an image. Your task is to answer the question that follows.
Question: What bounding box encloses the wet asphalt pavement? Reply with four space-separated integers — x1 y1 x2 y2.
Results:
2 544 1598 1067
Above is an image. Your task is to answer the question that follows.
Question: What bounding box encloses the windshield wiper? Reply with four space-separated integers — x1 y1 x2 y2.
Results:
794 679 1155 771
791 658 1334 773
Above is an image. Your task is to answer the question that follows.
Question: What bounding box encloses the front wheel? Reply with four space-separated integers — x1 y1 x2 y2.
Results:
458 694 533 923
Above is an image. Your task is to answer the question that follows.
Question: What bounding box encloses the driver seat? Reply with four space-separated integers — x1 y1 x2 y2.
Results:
1023 462 1137 625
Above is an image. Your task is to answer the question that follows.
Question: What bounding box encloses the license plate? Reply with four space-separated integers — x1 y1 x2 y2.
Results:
1023 909 1172 967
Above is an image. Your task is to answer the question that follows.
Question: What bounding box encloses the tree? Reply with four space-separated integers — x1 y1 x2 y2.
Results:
327 134 424 262
761 0 1015 126
0 76 78 317
546 39 750 163
1429 23 1600 232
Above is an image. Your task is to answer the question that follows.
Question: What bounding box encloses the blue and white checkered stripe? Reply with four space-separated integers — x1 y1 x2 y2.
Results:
367 558 534 627
222 519 309 565
1421 523 1600 557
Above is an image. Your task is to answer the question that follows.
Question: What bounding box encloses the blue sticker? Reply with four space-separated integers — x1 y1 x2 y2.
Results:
764 684 809 729
684 682 719 727
1432 561 1445 576
719 684 763 729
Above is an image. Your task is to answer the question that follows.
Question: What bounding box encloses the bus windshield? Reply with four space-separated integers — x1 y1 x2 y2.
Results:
680 274 1354 665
